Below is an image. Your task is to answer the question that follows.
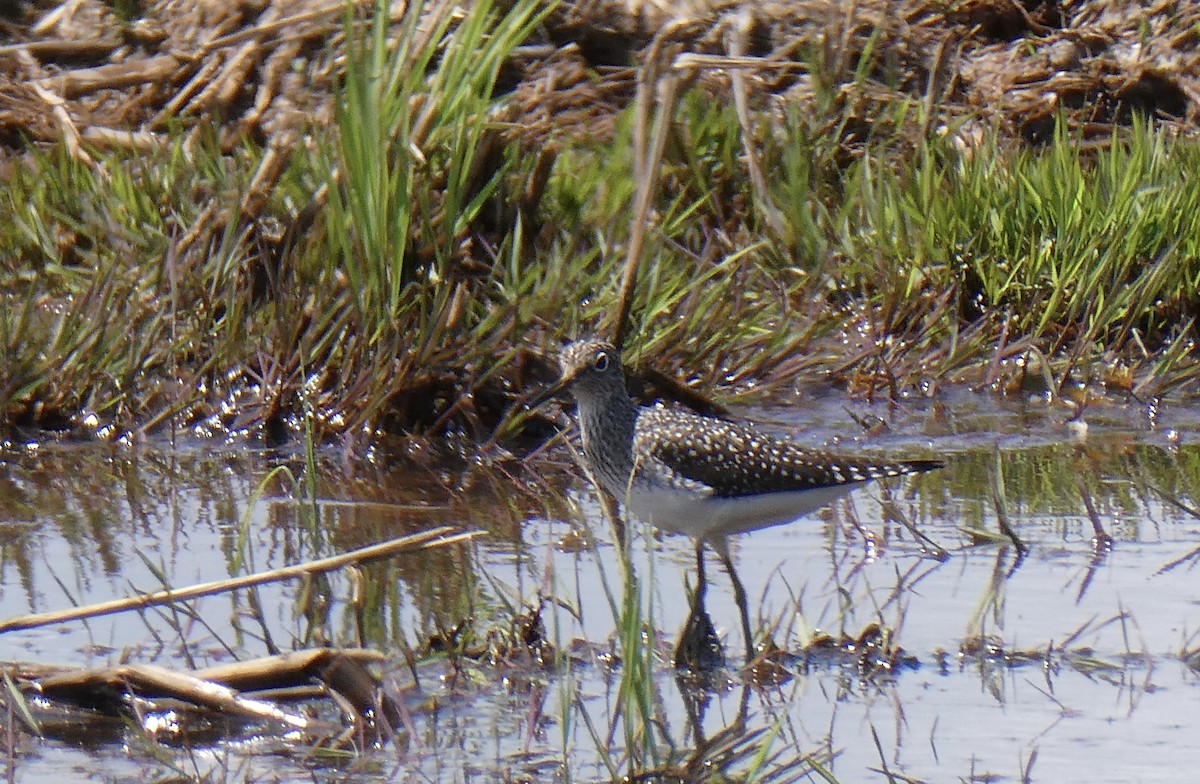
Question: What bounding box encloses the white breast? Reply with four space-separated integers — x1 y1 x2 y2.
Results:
621 483 859 545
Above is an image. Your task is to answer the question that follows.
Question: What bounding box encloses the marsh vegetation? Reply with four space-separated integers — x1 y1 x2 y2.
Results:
3 0 1200 781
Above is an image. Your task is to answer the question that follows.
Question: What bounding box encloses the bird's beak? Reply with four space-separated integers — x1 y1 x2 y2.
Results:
524 365 581 411
525 378 566 411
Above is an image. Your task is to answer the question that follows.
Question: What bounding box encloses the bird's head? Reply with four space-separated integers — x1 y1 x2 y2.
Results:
528 338 625 409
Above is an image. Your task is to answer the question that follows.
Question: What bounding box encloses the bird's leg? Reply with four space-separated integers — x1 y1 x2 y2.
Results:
716 546 755 664
676 539 724 669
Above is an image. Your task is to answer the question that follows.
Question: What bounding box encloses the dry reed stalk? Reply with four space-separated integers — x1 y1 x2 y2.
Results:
0 526 479 635
610 19 693 350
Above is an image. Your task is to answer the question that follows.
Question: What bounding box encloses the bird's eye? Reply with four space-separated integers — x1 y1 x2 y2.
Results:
593 352 609 372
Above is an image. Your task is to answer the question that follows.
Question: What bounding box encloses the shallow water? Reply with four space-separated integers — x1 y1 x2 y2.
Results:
3 391 1200 782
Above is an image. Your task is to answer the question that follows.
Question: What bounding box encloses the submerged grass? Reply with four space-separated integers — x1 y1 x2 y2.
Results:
3 4 1200 445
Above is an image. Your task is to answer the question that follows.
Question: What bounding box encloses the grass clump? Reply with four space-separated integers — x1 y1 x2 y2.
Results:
5 2 1200 445
1 1 554 444
1 138 238 431
533 98 1200 404
828 119 1200 358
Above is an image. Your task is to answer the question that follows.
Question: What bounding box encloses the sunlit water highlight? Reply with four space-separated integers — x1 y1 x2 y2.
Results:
2 392 1200 782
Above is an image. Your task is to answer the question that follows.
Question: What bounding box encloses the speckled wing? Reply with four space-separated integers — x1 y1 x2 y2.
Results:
633 407 941 499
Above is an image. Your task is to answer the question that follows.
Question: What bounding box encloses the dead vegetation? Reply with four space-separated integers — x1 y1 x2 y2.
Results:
10 648 401 749
0 525 486 753
3 0 1198 166
4 0 1200 443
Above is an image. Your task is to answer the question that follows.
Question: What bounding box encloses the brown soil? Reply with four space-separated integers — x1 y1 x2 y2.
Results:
2 0 1198 166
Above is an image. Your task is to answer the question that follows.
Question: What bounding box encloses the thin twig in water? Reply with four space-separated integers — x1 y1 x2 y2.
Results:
0 527 479 634
990 448 1028 556
878 480 948 560
1075 472 1112 546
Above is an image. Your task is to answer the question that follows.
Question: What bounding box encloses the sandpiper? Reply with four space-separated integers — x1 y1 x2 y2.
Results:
533 338 942 662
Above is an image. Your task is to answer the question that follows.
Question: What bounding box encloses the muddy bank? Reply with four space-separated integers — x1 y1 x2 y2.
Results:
3 1 1199 154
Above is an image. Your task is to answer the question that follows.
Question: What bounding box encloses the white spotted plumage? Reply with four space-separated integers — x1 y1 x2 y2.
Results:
551 338 941 545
